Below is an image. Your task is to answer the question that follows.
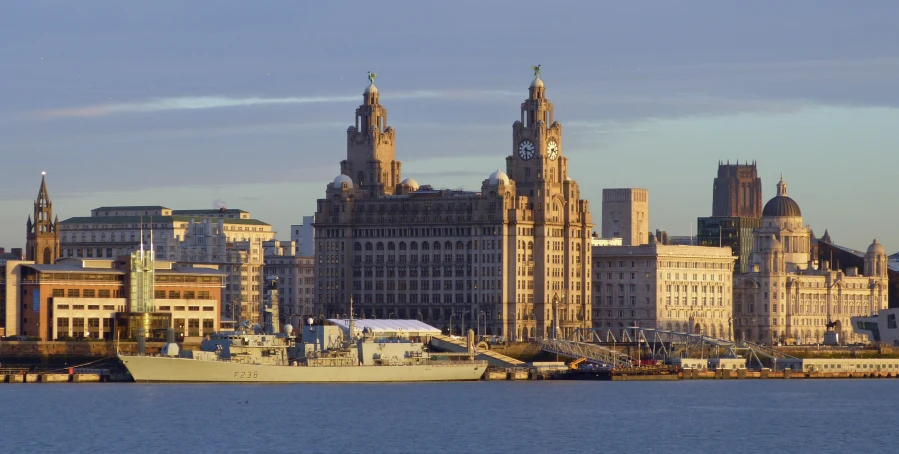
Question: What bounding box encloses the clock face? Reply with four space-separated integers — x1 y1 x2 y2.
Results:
518 139 535 160
547 140 559 160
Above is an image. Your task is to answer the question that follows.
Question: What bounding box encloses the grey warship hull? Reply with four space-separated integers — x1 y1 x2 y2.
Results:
119 354 486 383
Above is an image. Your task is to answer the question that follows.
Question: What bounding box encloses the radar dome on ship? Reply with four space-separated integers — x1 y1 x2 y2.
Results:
283 324 294 337
307 317 314 326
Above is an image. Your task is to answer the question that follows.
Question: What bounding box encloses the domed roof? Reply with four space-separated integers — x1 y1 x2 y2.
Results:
333 174 353 188
530 77 544 88
762 175 801 217
762 196 802 217
488 169 510 186
364 83 378 95
400 178 420 191
867 239 885 255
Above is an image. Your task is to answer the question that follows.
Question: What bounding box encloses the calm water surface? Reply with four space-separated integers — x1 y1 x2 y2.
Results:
1 380 895 453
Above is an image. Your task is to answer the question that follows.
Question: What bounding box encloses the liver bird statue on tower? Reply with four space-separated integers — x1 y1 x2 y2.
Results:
368 71 377 84
532 64 541 78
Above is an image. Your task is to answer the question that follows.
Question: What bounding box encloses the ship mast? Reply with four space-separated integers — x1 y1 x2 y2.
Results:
348 295 355 345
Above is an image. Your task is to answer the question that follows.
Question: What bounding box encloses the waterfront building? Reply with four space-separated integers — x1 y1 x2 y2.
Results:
712 161 763 218
818 238 899 310
0 248 23 266
733 177 888 344
697 216 760 274
590 235 623 247
313 72 594 340
592 242 735 339
3 253 224 340
263 240 315 326
852 308 899 346
291 215 316 256
59 206 274 325
601 188 648 246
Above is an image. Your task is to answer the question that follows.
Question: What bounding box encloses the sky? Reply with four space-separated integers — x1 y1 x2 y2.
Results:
1 1 897 252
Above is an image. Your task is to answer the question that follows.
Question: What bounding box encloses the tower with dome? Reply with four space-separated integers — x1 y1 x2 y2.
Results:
733 176 888 344
313 71 594 340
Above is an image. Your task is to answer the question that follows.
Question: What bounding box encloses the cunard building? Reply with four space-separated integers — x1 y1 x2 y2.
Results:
314 71 594 340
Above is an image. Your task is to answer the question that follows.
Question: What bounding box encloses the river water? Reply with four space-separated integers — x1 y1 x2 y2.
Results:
1 380 894 453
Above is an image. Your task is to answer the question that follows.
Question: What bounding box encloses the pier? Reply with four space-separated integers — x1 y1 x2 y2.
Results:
0 367 109 383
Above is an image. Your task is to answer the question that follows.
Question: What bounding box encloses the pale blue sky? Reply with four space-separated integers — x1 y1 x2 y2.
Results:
2 1 897 252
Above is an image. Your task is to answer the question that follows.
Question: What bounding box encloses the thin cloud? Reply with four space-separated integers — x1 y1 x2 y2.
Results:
36 89 520 119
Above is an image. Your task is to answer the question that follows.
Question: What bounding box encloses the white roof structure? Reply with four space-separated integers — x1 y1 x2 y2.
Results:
327 319 441 336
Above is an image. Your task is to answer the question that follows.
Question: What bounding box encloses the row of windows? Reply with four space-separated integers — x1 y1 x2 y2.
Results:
52 289 120 298
154 290 211 300
597 260 730 270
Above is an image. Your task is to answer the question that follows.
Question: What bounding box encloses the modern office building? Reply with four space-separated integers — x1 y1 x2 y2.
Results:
313 72 594 340
592 242 736 339
58 206 274 325
3 253 225 341
697 216 761 274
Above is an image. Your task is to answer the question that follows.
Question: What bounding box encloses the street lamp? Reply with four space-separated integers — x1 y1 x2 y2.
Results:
417 311 423 322
552 294 559 340
478 311 486 338
461 310 470 336
449 313 456 336
388 312 394 319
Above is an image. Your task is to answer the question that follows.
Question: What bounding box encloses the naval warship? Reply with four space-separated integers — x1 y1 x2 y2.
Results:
118 310 487 383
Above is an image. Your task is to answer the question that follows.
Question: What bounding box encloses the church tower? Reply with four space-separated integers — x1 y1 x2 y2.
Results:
340 72 401 196
712 161 763 218
26 172 60 264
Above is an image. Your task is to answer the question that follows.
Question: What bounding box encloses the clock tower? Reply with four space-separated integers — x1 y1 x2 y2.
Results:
508 70 565 190
341 73 402 196
504 68 594 340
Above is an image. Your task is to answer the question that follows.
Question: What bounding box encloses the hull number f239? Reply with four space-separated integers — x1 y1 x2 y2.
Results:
234 371 259 379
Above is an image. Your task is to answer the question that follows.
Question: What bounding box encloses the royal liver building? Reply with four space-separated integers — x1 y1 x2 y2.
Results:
314 70 593 340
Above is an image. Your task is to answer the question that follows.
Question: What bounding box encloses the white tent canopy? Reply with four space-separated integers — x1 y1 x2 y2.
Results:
327 319 441 336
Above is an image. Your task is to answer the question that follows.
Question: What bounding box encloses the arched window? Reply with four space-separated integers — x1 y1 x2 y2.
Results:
354 242 362 251
433 241 440 250
455 241 464 250
365 242 373 251
387 242 396 250
421 242 429 251
398 242 407 251
444 241 452 250
376 242 384 251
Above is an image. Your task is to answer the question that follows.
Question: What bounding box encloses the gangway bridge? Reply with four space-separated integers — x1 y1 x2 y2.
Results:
539 327 795 370
429 334 525 368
